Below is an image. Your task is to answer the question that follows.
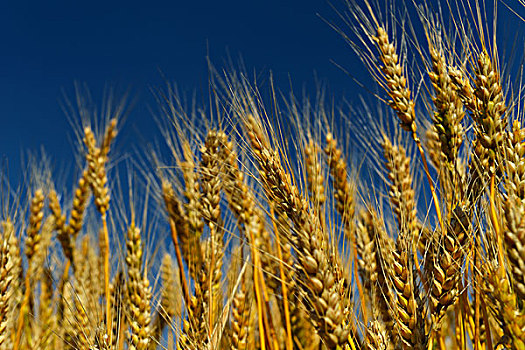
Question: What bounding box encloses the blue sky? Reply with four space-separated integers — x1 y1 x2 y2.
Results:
2 0 525 187
0 0 363 182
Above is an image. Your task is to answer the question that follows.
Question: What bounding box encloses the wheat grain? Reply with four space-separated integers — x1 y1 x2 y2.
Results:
244 113 351 348
0 230 13 349
125 222 152 350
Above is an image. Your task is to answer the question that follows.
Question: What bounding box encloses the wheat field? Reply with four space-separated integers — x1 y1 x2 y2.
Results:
0 0 524 349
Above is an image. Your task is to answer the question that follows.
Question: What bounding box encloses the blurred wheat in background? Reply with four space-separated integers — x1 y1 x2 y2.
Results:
1 0 525 349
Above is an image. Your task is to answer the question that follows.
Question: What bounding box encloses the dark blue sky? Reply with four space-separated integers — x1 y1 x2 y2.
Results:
2 0 524 185
0 0 363 181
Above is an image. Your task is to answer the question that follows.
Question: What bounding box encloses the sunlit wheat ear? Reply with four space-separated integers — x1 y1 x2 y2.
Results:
219 132 253 227
25 189 45 274
485 260 525 348
503 194 525 301
70 265 92 348
162 179 202 284
362 207 396 342
76 236 103 318
505 120 525 200
181 139 204 232
49 189 69 254
283 240 318 350
125 222 152 350
199 129 223 228
503 121 525 292
173 139 213 349
180 242 210 349
84 117 117 338
151 253 182 345
230 270 250 350
160 254 182 322
365 320 390 350
180 140 205 279
304 139 326 208
423 22 469 216
323 131 361 319
37 268 56 349
217 123 293 347
426 25 465 168
65 171 91 265
84 122 113 217
4 219 22 344
381 136 417 238
218 128 284 315
66 236 102 348
379 135 427 347
253 211 279 290
424 125 466 213
390 235 427 349
470 50 508 181
0 227 14 349
220 119 257 207
199 129 226 333
372 26 416 135
243 112 351 348
449 65 475 112
83 117 116 216
108 272 125 349
61 281 76 349
14 189 45 350
325 132 356 237
428 206 468 323
425 125 443 172
356 209 378 304
30 216 54 283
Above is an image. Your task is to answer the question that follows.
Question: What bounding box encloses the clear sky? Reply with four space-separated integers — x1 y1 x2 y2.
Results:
0 0 365 181
1 0 524 185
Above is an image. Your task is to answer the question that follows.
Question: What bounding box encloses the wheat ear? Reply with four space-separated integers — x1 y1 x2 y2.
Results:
125 222 152 350
304 139 326 208
180 141 205 279
485 261 525 349
426 26 465 169
4 220 21 349
503 195 525 302
162 180 191 306
391 235 427 349
108 272 125 350
199 129 225 336
365 320 390 350
0 228 14 349
84 118 117 337
180 248 210 349
151 254 181 346
503 121 525 301
219 131 293 350
325 132 365 322
365 208 396 343
245 113 351 348
428 206 469 322
381 137 418 241
14 189 45 350
37 268 56 349
49 189 69 257
372 25 444 232
230 270 250 350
